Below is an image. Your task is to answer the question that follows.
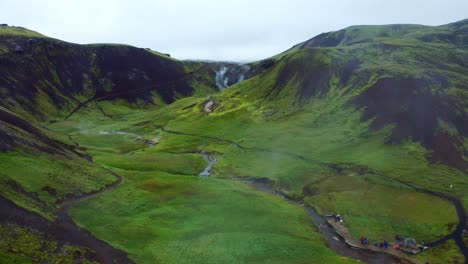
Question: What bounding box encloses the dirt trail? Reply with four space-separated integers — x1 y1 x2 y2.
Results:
0 171 133 264
55 170 132 264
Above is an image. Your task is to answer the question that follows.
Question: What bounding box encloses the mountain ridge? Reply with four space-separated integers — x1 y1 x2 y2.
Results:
0 19 467 264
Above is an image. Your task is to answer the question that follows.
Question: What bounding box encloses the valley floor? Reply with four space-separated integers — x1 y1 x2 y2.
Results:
33 98 467 264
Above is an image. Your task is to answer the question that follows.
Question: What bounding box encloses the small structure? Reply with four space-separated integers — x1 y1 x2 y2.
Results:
334 214 344 223
325 213 344 223
399 237 417 249
0 24 8 27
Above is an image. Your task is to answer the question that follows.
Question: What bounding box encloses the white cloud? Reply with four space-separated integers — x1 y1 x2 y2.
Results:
1 0 467 61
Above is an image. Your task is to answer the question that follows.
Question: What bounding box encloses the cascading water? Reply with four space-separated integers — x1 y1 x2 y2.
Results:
214 64 251 90
215 66 229 90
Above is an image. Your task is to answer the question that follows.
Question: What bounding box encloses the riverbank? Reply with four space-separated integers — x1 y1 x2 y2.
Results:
326 218 422 264
239 177 414 264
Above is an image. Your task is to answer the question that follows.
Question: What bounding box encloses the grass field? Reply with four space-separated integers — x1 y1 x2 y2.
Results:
47 97 464 263
305 174 458 242
71 170 353 264
49 111 350 263
0 151 116 218
37 21 468 263
1 20 466 263
415 240 465 264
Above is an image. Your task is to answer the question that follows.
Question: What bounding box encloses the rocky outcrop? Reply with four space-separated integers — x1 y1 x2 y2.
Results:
203 99 218 113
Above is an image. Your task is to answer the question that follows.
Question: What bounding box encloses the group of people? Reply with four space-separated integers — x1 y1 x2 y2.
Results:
359 237 369 245
376 240 390 249
360 237 389 249
359 234 427 251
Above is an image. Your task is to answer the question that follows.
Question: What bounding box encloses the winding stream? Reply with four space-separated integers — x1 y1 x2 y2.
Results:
59 127 466 263
198 154 217 177
386 177 468 262
197 155 407 263
241 178 407 264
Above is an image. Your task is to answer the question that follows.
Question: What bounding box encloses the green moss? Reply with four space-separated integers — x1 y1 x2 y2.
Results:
3 21 467 264
0 250 33 264
0 151 116 211
0 26 46 38
0 224 98 264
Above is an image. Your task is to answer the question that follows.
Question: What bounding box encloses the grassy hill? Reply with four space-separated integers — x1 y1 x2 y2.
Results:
0 20 467 263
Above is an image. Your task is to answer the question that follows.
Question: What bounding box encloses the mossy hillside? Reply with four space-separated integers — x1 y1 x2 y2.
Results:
298 20 468 48
137 85 466 196
52 23 467 260
0 33 209 122
0 26 46 38
0 151 116 217
0 107 121 218
0 223 98 264
52 96 465 254
0 250 33 264
2 20 467 263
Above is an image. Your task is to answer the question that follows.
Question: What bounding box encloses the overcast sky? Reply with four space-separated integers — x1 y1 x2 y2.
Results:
2 0 467 61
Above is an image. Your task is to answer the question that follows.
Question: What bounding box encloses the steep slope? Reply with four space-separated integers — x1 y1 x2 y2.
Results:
0 26 219 122
232 20 468 171
0 26 220 263
1 20 467 264
81 20 467 263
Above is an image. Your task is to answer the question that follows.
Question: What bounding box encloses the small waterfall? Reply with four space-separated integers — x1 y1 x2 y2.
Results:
215 66 229 90
214 64 251 91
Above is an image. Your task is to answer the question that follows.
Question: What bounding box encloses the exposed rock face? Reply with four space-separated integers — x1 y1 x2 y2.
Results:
214 63 251 90
0 35 195 120
203 99 217 113
210 59 277 91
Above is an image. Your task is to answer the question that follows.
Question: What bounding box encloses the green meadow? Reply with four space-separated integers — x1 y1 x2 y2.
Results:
46 89 465 262
1 20 467 263
71 170 353 264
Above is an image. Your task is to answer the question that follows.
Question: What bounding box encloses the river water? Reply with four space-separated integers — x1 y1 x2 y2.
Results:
242 178 406 264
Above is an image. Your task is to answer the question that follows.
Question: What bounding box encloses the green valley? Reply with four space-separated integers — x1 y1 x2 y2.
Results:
0 18 467 264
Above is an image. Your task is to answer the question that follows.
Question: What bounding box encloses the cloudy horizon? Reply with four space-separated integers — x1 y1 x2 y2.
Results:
2 0 468 62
